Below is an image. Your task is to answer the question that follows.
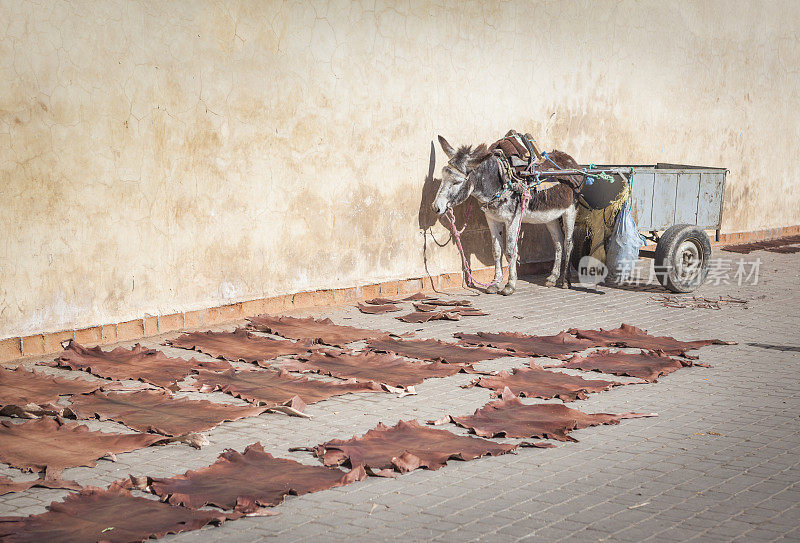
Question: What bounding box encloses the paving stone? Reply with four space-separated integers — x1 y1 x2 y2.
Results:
3 250 800 541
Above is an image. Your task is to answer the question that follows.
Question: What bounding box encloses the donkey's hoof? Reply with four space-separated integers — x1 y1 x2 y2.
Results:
500 285 516 296
485 284 500 294
544 279 557 287
558 280 571 290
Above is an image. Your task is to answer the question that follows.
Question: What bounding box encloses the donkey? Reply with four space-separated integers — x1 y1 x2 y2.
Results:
432 135 581 295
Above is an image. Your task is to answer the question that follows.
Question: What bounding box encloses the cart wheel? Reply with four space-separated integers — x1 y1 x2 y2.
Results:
654 224 712 293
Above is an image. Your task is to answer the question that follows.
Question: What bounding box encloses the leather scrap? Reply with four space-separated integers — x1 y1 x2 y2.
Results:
294 420 520 475
357 303 401 314
567 323 734 357
455 330 594 358
402 293 432 301
0 475 82 496
279 350 465 388
51 340 231 390
0 417 178 478
465 365 624 401
141 442 366 513
722 234 800 254
397 311 462 323
365 338 508 365
0 481 233 543
187 368 383 414
412 302 484 314
554 349 705 382
0 367 101 417
363 297 400 305
66 390 267 436
417 299 473 307
247 315 389 347
166 328 313 365
437 388 657 441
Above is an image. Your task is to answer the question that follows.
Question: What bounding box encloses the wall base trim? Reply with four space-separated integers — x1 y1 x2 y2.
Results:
2 224 797 364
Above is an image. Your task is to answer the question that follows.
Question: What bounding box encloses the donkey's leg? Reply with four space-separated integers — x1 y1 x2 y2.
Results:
485 217 504 294
544 220 564 287
501 216 522 296
558 205 578 288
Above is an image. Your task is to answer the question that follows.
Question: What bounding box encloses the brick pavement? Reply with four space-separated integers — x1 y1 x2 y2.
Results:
1 249 799 542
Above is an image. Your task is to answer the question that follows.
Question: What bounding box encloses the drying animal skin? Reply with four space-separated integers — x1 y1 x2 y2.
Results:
141 442 366 513
455 330 595 358
247 315 389 347
0 366 101 416
187 368 383 414
365 338 508 365
396 311 462 323
412 302 484 314
279 351 464 388
357 303 401 314
66 390 267 436
0 475 82 496
166 328 312 365
554 350 705 382
293 420 520 476
722 234 800 254
436 389 656 441
0 417 177 478
466 365 624 401
0 482 232 543
567 323 734 357
363 297 401 305
415 299 473 307
51 340 231 390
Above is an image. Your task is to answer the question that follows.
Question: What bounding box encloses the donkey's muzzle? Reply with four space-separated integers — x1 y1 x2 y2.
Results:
432 202 447 216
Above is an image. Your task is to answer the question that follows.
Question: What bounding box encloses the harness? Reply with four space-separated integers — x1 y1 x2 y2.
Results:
485 131 584 209
443 130 635 290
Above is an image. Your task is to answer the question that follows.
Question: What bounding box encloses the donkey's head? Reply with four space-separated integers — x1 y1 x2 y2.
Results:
432 135 492 216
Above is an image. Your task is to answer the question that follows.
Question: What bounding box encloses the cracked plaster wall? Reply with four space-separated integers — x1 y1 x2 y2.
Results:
1 0 798 338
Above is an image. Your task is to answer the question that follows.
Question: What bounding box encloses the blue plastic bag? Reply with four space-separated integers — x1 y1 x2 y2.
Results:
606 199 644 282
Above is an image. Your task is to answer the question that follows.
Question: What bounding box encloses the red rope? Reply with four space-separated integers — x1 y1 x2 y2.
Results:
446 188 531 289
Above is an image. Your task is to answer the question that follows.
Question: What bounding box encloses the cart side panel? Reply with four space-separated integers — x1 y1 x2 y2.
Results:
696 172 725 228
630 171 655 229
651 172 678 230
674 173 701 224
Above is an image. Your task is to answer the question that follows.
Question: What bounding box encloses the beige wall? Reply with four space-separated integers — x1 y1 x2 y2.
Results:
1 0 798 339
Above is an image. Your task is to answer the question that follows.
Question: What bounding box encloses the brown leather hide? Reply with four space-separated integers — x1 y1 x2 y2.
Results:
444 389 656 441
363 297 400 305
0 366 100 409
279 351 464 388
556 349 701 382
365 338 508 365
412 302 483 313
0 417 172 477
417 299 473 307
0 475 82 496
467 365 623 401
0 482 232 543
52 340 231 390
67 390 266 436
247 315 389 347
357 303 401 314
299 420 519 475
455 330 594 358
166 328 312 365
146 442 366 513
397 311 461 323
567 323 734 357
722 234 800 254
187 368 383 412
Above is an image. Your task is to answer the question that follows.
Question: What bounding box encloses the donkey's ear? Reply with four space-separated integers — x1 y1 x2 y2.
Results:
438 135 455 159
466 143 492 169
